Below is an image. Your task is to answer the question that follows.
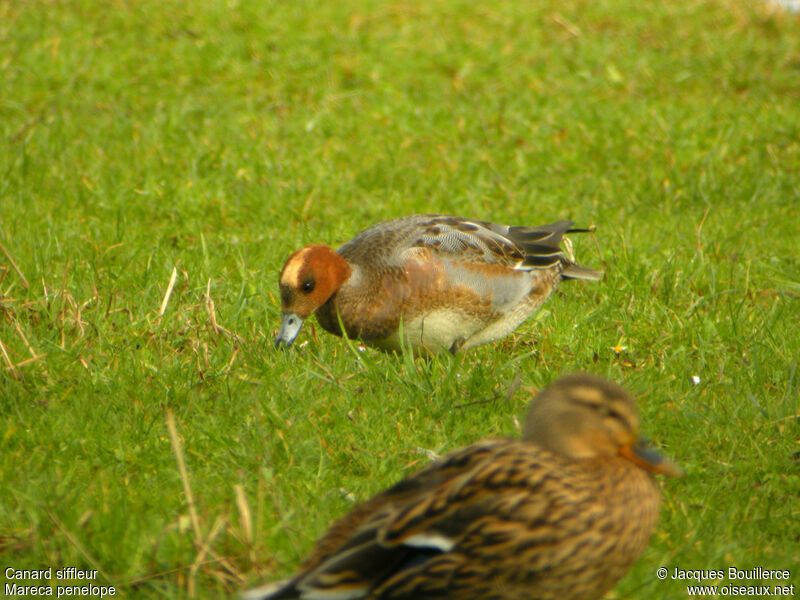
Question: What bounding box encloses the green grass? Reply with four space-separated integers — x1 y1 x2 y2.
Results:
1 0 799 597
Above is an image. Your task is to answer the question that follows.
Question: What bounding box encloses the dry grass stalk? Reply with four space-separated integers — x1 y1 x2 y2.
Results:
234 484 254 562
165 410 203 543
45 508 110 582
0 241 30 289
0 335 20 379
187 515 227 598
204 279 244 344
159 266 179 316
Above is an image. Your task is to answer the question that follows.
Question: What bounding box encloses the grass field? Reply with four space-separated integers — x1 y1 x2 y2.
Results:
1 0 799 598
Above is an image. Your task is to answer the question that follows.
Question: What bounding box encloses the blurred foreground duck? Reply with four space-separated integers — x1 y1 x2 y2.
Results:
243 373 681 600
276 214 601 354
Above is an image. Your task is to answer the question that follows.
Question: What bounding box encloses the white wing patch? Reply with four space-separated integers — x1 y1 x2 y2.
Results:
404 532 456 552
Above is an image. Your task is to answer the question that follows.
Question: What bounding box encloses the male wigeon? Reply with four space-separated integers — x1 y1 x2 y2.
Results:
242 373 681 600
276 214 601 354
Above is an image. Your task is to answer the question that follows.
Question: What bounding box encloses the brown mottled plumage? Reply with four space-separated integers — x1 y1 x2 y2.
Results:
243 374 681 600
276 215 601 354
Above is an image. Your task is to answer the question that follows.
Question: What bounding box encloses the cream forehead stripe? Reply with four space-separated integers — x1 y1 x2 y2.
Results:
280 247 313 287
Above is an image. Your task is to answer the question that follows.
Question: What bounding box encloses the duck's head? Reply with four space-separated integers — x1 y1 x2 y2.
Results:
276 245 351 348
523 373 682 477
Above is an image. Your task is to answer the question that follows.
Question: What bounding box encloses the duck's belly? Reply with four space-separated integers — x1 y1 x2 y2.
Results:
369 305 540 354
367 309 483 354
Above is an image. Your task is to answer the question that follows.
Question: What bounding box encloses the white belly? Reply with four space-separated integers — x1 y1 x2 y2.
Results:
369 301 542 354
368 309 482 354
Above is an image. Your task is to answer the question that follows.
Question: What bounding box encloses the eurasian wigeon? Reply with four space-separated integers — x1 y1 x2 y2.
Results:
242 374 681 600
276 214 601 354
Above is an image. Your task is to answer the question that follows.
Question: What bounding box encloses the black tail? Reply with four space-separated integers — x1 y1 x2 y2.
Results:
507 221 603 280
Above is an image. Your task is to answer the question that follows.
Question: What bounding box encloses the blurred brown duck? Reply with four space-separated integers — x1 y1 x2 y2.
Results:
243 373 681 600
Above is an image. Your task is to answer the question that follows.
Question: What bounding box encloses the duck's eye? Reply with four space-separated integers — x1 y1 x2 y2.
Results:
301 279 315 293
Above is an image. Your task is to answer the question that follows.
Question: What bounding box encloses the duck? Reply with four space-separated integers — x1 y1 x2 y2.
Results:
276 214 601 353
242 373 682 600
